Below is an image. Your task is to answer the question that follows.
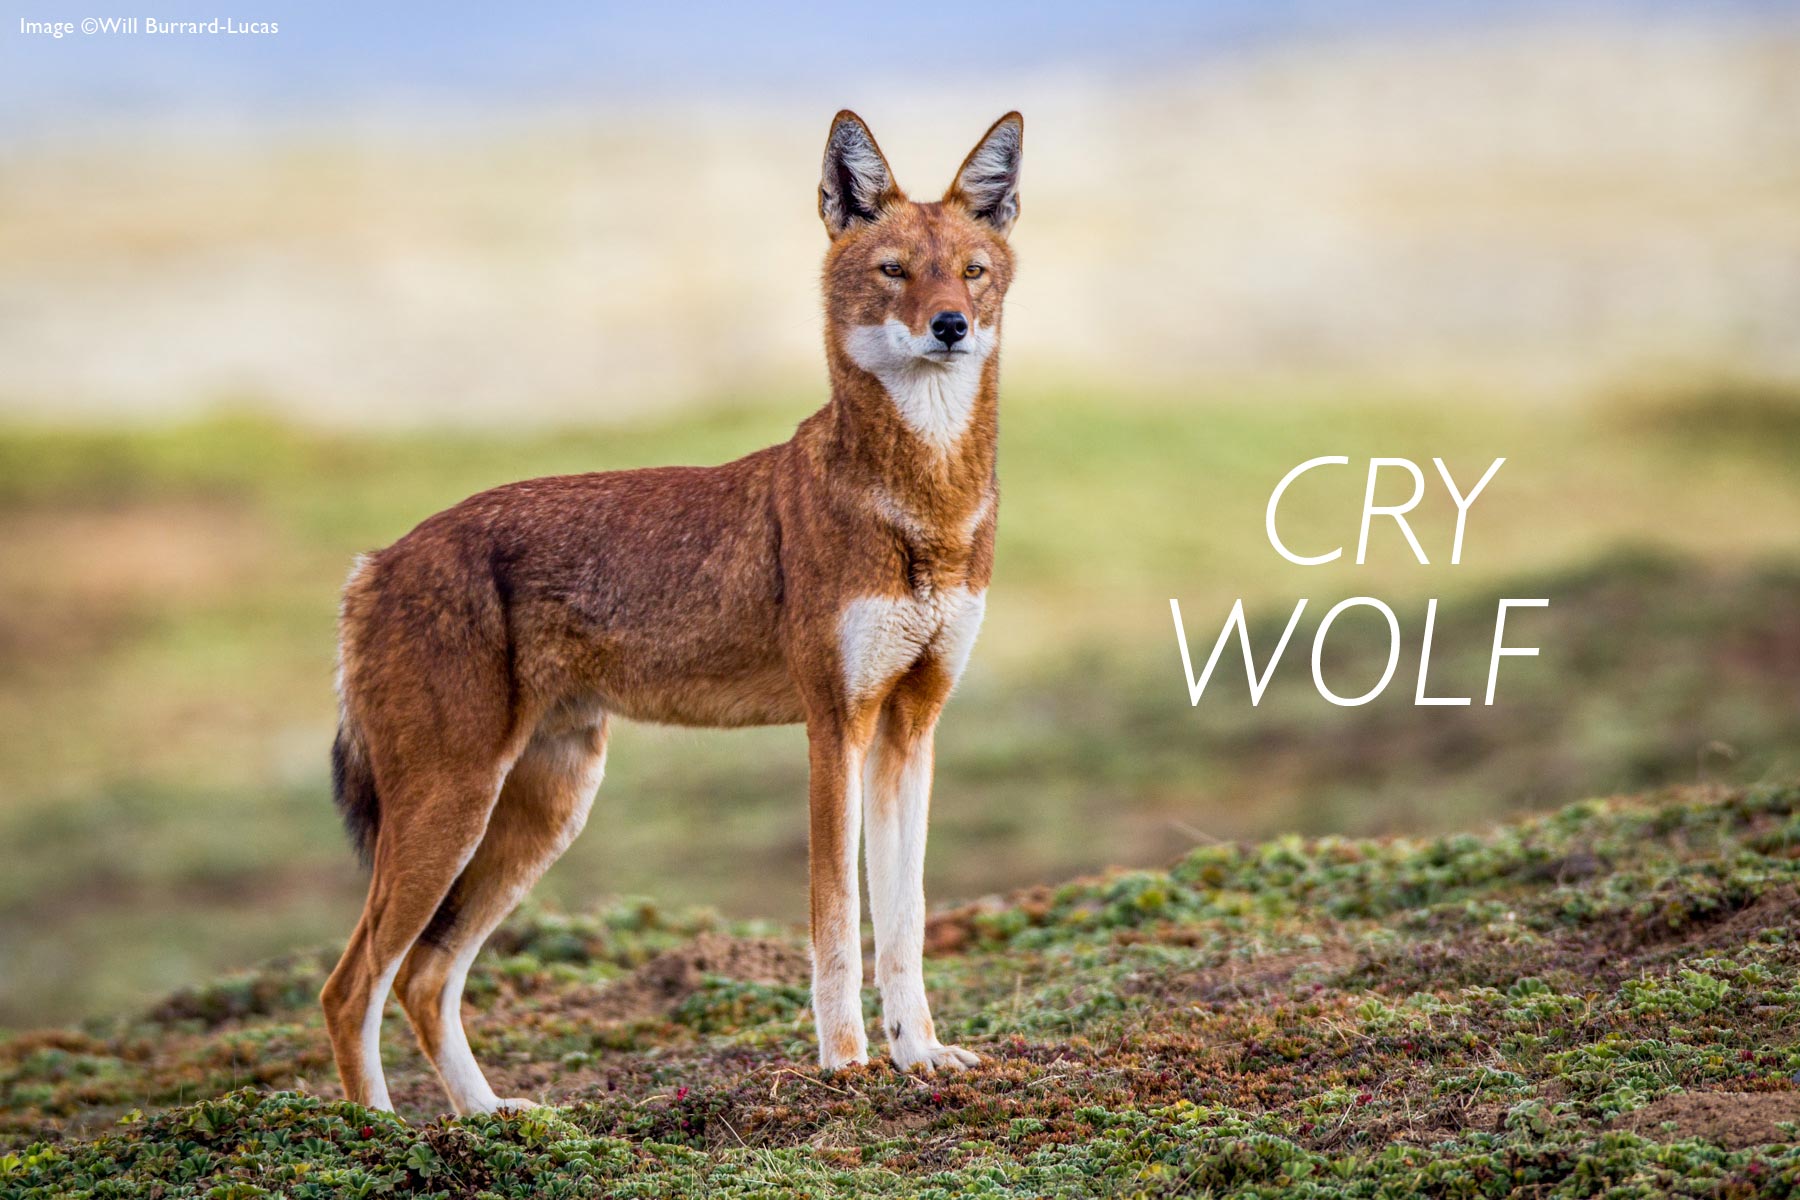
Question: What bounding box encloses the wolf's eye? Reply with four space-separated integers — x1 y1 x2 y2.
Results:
880 262 904 278
964 264 985 279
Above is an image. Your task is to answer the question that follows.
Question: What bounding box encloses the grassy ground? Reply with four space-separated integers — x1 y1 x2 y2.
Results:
7 782 1800 1196
3 377 1800 1027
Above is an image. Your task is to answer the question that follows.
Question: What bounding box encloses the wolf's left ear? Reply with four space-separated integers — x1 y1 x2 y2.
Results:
945 112 1023 236
820 110 901 239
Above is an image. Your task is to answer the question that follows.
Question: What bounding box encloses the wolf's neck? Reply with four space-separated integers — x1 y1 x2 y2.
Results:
840 325 990 453
820 343 999 530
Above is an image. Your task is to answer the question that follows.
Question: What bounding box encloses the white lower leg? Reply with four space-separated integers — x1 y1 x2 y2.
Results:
813 746 868 1069
358 960 402 1111
867 732 977 1072
428 747 602 1114
431 947 502 1115
868 736 935 1060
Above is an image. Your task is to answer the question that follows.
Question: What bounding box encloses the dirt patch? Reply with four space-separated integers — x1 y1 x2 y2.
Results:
573 933 810 1024
1309 1099 1508 1151
1126 947 1354 1006
0 1029 110 1064
1616 1091 1800 1148
0 502 269 605
923 886 1057 956
1618 884 1800 957
0 501 270 676
1678 885 1800 955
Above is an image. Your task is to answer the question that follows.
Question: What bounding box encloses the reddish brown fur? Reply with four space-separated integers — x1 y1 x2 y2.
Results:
322 110 1022 1110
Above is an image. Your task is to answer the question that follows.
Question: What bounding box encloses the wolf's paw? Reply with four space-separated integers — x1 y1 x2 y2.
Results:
489 1097 545 1115
891 1041 982 1075
818 1025 871 1072
818 1049 871 1073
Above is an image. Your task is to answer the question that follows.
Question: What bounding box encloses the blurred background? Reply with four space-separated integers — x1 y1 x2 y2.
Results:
2 0 1799 1027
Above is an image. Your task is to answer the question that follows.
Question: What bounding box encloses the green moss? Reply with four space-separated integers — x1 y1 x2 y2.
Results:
9 784 1800 1195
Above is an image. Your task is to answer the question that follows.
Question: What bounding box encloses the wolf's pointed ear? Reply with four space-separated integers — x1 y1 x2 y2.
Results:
819 111 901 239
945 112 1022 236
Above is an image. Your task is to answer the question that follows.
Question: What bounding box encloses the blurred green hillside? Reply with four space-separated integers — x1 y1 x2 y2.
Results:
2 375 1798 1027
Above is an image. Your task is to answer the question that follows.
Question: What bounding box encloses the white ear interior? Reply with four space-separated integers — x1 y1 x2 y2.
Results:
822 121 893 235
954 121 1021 233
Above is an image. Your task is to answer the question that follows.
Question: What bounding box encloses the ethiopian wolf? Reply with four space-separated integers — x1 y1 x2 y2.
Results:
322 110 1024 1114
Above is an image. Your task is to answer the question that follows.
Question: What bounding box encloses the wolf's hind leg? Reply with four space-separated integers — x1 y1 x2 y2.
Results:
395 714 608 1114
321 761 509 1112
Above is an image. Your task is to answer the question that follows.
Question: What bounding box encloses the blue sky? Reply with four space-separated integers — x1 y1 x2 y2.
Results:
1 0 1790 132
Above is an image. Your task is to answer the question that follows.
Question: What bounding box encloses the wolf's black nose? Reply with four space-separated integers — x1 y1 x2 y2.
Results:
930 310 969 347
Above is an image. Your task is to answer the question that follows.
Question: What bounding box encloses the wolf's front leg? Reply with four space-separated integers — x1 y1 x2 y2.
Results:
864 719 981 1074
807 725 869 1069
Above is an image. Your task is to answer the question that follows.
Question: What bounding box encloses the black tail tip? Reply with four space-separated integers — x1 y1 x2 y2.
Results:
331 726 380 868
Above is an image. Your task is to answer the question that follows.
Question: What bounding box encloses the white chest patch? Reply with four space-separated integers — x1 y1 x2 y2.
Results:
838 587 987 703
843 320 995 452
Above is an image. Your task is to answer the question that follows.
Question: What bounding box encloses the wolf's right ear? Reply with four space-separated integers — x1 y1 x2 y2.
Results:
819 110 900 239
945 112 1022 236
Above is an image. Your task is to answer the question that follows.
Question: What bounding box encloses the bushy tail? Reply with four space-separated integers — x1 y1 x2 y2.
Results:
331 717 380 867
